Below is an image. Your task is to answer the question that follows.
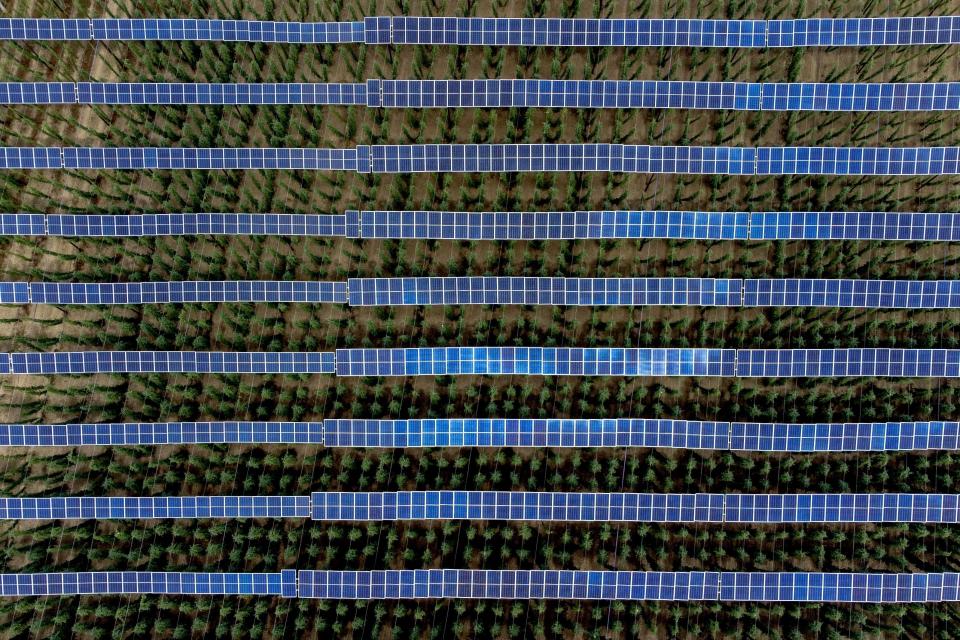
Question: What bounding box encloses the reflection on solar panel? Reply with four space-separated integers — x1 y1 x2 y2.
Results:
2 146 960 175
0 571 292 596
737 349 960 377
2 16 959 48
5 81 958 112
323 418 960 451
348 277 742 306
43 213 349 236
298 570 960 602
24 281 347 304
0 421 324 446
334 348 736 376
77 82 367 105
0 351 336 374
308 492 960 523
366 144 757 174
0 496 311 519
743 279 960 308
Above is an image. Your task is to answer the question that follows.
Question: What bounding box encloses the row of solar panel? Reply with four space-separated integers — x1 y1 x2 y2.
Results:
1 419 957 451
2 16 958 47
298 570 960 602
2 210 960 241
333 347 960 378
2 348 959 377
3 145 960 175
0 496 311 519
0 281 348 304
0 571 295 596
0 351 335 374
1 493 958 524
4 81 960 112
308 492 960 523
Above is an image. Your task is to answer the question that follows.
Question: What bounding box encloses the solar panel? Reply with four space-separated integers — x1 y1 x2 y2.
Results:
0 282 29 304
24 281 348 305
757 147 960 175
347 277 742 306
748 211 960 241
46 213 346 236
766 16 960 47
334 347 736 377
0 18 91 40
737 348 960 377
730 421 960 452
0 213 46 235
0 572 287 596
357 210 751 240
761 82 960 111
0 82 76 104
0 496 311 519
0 422 324 446
88 19 364 43
0 147 62 169
367 144 756 174
743 279 960 308
61 147 358 170
1 351 336 375
75 82 367 105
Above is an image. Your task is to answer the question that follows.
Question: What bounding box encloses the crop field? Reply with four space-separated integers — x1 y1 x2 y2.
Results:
1 0 960 638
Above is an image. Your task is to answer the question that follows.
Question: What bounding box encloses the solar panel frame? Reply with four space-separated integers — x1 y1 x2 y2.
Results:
1 351 337 375
0 421 324 446
743 279 960 309
0 496 312 519
25 281 348 305
45 213 347 237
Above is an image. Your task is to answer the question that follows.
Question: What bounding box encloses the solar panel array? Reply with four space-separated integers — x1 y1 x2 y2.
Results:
309 492 960 523
334 347 736 377
347 277 742 307
743 279 960 308
3 210 959 242
3 145 960 176
0 571 294 596
0 419 956 451
2 16 958 47
0 351 336 374
19 281 347 305
737 348 960 378
9 81 957 112
322 419 960 452
298 570 960 602
0 421 325 446
0 496 311 519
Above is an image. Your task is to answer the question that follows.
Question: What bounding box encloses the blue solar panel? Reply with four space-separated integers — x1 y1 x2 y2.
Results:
0 421 324 446
380 79 761 110
0 18 91 40
357 210 751 240
0 82 75 104
368 144 756 174
0 282 29 304
0 147 62 169
0 496 311 519
1 351 336 375
0 572 286 596
347 277 742 306
761 82 960 111
737 349 960 378
0 213 46 235
730 421 960 452
24 281 347 305
757 147 960 175
75 82 367 105
743 279 960 308
334 347 736 377
747 211 960 241
89 19 364 43
61 147 358 170
766 16 960 47
46 213 346 236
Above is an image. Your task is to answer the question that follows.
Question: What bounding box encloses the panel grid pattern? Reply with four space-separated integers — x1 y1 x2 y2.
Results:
0 351 336 374
743 279 960 308
348 277 742 306
77 82 367 105
737 349 960 377
26 281 347 305
0 422 324 446
0 497 311 519
334 347 735 377
45 213 347 236
0 572 288 596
